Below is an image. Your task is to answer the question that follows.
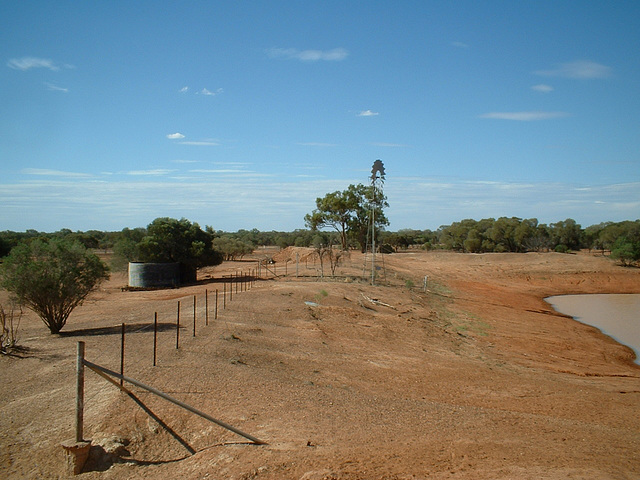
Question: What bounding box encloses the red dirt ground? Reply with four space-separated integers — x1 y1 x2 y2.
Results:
1 248 639 479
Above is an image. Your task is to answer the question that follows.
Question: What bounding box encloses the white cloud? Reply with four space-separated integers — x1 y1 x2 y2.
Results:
126 169 175 176
267 47 348 61
451 41 469 48
197 88 223 96
188 169 249 174
358 110 379 117
178 141 220 146
166 132 185 139
21 168 90 177
535 60 612 79
7 57 60 71
479 111 569 121
44 82 69 93
531 84 553 93
297 142 339 147
3 173 638 232
179 86 189 93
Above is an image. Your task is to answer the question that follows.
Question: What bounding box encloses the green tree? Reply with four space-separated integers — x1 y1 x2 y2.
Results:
610 236 640 266
305 189 355 250
137 218 223 283
346 183 389 252
549 218 582 251
487 217 520 252
212 236 255 261
0 238 110 334
463 229 483 253
305 183 388 251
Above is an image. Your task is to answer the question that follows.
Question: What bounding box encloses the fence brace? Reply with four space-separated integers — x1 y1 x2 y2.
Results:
76 342 266 445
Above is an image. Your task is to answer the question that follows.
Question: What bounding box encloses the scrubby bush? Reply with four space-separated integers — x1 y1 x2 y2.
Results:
1 238 109 334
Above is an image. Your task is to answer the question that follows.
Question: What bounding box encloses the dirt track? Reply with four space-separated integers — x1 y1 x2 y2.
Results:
1 249 639 479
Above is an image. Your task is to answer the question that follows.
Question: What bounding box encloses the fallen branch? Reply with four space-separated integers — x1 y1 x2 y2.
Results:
360 294 396 310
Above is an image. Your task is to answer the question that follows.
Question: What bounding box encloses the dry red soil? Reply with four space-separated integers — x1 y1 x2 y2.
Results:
1 249 639 479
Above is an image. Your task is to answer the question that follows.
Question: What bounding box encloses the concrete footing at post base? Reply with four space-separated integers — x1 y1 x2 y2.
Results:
61 439 91 475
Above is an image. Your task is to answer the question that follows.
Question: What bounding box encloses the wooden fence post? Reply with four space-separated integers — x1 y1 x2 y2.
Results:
193 295 196 337
215 289 218 320
62 340 91 476
76 341 85 442
223 282 226 309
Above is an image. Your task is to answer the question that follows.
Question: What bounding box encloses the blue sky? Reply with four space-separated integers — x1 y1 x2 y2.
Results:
1 1 639 232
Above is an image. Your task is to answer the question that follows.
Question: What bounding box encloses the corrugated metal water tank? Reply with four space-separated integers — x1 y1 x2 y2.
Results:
128 262 180 288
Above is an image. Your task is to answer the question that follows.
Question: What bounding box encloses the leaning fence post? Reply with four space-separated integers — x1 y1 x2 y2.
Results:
76 341 85 442
120 323 125 386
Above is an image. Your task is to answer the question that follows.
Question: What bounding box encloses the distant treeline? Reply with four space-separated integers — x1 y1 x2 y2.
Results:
1 217 639 265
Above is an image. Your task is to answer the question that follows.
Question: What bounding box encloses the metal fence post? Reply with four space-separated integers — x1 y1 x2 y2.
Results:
120 323 125 386
153 312 158 366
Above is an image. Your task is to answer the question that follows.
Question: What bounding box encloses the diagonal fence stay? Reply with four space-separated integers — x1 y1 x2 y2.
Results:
75 341 267 449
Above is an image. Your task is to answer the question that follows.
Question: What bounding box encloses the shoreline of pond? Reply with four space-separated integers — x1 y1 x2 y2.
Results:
546 293 640 366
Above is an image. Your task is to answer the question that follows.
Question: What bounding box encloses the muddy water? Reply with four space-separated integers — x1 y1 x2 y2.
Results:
546 294 640 365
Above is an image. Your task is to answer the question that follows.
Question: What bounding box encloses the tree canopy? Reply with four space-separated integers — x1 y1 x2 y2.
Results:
136 217 223 283
305 183 389 251
0 238 109 334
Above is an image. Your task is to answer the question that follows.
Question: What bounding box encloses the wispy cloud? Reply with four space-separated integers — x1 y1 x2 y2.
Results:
197 87 223 96
297 142 339 147
267 47 348 61
178 141 220 146
358 110 379 117
179 86 189 93
451 41 469 48
535 60 612 79
44 82 69 93
21 168 91 177
126 169 175 176
188 169 249 174
531 84 553 93
7 57 60 71
166 132 185 139
479 111 569 121
3 174 638 232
